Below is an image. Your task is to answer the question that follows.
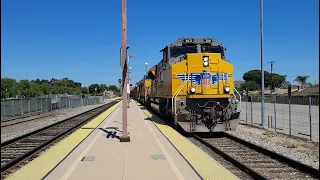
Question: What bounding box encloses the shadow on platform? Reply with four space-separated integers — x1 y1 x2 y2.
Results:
138 105 168 126
99 127 120 139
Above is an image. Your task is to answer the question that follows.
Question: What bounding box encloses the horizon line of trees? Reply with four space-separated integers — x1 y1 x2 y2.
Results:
1 77 119 99
236 69 317 92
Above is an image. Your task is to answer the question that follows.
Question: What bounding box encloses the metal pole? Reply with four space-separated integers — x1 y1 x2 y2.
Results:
289 97 291 136
21 98 23 116
45 97 48 112
251 97 253 125
28 96 30 115
308 96 312 141
41 97 43 114
3 98 6 120
12 99 15 119
120 0 130 142
36 96 38 115
274 95 277 132
245 95 248 124
260 0 265 128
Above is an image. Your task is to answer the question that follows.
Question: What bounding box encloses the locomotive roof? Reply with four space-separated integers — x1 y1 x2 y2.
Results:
160 37 225 52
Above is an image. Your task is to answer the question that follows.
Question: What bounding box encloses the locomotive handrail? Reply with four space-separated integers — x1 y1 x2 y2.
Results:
227 79 241 112
172 73 189 121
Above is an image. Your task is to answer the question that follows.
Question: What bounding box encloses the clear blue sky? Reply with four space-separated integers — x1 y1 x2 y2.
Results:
1 0 319 87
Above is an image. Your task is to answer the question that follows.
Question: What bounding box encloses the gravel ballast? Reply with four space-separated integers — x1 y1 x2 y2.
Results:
226 124 319 170
187 137 253 179
1 100 116 143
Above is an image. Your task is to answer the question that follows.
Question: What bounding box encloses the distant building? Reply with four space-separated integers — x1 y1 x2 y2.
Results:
103 90 115 98
292 87 319 95
234 80 245 87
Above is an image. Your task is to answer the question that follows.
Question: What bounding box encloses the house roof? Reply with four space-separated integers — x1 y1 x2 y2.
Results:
292 87 319 94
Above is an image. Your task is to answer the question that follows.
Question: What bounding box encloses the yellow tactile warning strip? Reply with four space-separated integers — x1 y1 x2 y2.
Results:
139 104 239 180
5 101 122 180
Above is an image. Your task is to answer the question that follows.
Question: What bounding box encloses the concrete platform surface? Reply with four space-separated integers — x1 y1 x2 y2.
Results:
44 101 201 180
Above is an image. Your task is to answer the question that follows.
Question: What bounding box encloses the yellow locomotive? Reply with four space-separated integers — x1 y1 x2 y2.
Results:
132 38 240 132
133 76 152 104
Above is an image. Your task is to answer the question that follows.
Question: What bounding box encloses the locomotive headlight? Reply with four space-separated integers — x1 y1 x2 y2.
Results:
190 87 196 93
224 86 230 93
203 56 209 67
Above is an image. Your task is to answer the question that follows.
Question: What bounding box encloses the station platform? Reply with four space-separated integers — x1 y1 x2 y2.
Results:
6 100 239 180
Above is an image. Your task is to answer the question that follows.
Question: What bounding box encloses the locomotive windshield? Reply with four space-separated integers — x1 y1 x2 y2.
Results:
201 45 225 59
201 46 224 54
170 46 197 58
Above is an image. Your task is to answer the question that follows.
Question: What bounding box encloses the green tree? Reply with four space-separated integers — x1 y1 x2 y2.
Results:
243 70 286 90
270 73 286 89
243 70 271 88
294 76 310 89
99 84 108 92
89 84 100 94
108 85 119 92
1 77 18 98
2 77 90 98
240 81 260 91
17 80 31 97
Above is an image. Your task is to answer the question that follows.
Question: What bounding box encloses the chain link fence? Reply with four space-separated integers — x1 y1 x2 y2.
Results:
240 95 319 142
1 95 105 121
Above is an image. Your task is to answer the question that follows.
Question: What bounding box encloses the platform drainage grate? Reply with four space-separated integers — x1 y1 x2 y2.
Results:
151 155 166 160
81 156 96 161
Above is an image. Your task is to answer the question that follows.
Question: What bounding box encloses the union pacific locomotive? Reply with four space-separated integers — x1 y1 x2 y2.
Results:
131 38 240 132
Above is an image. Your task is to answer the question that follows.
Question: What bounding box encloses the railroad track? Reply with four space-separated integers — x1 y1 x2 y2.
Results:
136 101 319 179
1 100 119 177
1 114 54 128
194 132 319 180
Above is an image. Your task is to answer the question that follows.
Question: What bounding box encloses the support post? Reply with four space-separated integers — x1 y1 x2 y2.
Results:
289 97 292 136
41 97 43 114
274 95 277 132
260 0 265 128
308 96 312 141
12 99 15 119
28 97 30 115
245 94 248 124
120 0 130 142
3 98 6 120
251 97 253 125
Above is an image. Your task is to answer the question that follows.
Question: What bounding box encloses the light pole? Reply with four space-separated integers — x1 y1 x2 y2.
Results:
260 0 265 127
144 62 148 103
127 55 135 108
268 61 275 94
88 84 90 97
128 66 133 108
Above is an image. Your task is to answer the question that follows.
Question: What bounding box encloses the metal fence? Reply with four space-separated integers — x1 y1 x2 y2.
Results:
1 95 105 121
240 95 319 142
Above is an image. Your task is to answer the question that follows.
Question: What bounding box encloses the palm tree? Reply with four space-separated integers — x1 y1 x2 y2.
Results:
294 76 310 89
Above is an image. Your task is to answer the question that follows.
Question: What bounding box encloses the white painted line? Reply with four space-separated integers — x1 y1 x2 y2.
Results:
135 103 185 180
60 107 120 180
